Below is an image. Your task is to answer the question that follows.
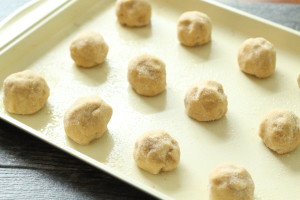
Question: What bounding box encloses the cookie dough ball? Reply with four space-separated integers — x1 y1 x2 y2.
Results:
209 163 255 200
238 37 276 78
177 11 212 47
64 95 113 145
133 130 180 174
128 54 166 96
3 70 50 115
184 80 227 122
115 0 151 27
259 109 300 154
70 31 109 68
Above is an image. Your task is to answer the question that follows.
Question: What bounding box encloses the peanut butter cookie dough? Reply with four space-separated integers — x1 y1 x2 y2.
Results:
184 80 227 122
259 109 300 154
70 31 109 68
3 70 50 115
115 0 151 27
177 11 212 47
238 37 276 78
133 130 180 174
64 95 113 145
128 54 166 96
209 163 255 200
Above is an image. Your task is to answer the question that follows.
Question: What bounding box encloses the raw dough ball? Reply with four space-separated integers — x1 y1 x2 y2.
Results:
133 130 180 174
259 109 300 154
128 54 166 96
3 70 50 115
238 37 276 78
209 163 255 200
177 11 212 47
115 0 151 27
70 31 109 68
184 80 227 122
64 95 113 145
297 74 300 88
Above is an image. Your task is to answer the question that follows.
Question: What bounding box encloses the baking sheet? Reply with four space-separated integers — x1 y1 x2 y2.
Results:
0 0 300 199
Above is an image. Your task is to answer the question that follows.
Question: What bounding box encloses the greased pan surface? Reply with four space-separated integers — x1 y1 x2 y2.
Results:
0 0 300 199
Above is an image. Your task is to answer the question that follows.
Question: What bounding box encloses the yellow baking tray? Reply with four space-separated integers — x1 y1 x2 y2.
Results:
0 0 299 199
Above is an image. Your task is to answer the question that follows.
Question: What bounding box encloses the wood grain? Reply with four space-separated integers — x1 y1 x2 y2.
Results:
0 119 155 200
0 1 300 199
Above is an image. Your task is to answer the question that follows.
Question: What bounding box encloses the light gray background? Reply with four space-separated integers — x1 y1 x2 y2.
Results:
1 0 300 30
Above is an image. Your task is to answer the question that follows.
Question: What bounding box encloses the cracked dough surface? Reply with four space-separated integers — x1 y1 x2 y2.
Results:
209 163 255 200
259 109 300 154
133 130 180 174
128 53 166 96
115 0 151 27
177 11 212 47
238 37 276 78
64 95 113 145
184 80 227 122
3 70 50 115
70 31 109 68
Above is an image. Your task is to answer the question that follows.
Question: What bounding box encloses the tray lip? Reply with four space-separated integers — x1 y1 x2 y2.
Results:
0 0 41 29
0 0 300 55
0 1 172 199
0 0 75 54
0 0 299 199
204 0 300 37
0 112 172 200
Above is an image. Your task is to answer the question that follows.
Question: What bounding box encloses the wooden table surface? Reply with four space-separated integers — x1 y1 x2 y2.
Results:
0 1 300 199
